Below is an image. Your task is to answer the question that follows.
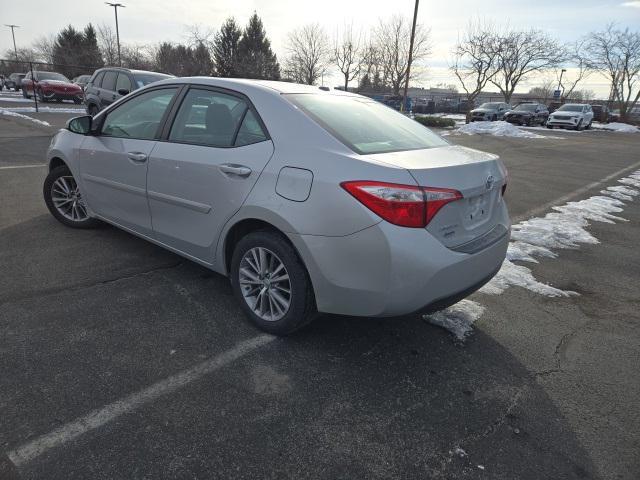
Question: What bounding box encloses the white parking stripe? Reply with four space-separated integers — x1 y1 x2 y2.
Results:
7 334 276 467
0 164 47 170
513 160 640 223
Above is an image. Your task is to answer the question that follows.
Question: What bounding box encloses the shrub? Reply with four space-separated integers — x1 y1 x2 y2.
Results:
414 116 456 128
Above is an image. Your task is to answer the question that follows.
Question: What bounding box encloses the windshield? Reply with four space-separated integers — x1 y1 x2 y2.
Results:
479 103 502 109
286 94 448 155
133 73 173 88
514 104 537 111
37 72 69 82
557 104 584 112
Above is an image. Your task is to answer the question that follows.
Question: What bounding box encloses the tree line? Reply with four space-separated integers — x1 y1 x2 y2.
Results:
2 14 639 120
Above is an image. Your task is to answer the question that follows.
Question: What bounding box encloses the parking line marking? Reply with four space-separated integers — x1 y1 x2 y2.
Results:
513 159 640 223
0 164 46 170
7 334 276 467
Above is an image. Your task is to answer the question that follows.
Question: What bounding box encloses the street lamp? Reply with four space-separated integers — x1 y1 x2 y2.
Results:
4 24 20 61
557 68 567 100
105 2 125 66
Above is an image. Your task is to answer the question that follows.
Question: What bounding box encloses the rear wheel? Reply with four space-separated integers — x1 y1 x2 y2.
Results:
43 165 100 229
230 230 317 335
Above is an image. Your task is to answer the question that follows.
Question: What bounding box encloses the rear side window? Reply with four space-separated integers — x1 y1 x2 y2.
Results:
169 88 267 148
102 71 117 91
286 94 448 155
116 73 132 93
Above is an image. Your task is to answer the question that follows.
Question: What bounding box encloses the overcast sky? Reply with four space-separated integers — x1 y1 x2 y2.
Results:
2 0 639 95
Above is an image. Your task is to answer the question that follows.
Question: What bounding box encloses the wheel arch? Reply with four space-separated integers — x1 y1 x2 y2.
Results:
49 156 67 172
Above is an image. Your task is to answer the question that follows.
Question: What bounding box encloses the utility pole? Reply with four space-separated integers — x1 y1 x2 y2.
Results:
557 68 566 101
105 2 125 66
401 0 419 113
5 24 20 61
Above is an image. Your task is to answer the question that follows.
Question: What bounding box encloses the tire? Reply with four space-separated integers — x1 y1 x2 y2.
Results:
73 98 82 105
586 121 592 130
37 89 47 103
576 120 584 131
43 165 100 229
230 230 317 335
22 88 28 99
547 125 553 129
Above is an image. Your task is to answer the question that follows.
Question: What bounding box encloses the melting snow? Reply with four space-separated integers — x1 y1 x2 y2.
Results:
0 108 51 127
423 300 485 341
4 106 85 114
590 122 639 133
455 121 551 138
425 170 640 340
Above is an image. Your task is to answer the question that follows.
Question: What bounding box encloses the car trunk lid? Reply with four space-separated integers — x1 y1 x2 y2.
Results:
368 145 507 249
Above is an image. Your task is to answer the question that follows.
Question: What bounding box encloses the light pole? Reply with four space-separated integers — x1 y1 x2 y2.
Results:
401 0 419 113
105 2 125 66
4 24 20 61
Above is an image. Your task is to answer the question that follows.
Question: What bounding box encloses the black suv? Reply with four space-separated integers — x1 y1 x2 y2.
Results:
84 67 173 116
504 103 549 126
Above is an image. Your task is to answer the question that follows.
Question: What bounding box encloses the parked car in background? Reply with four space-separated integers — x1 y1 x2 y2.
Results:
4 73 25 91
504 103 549 126
44 78 509 334
22 71 83 103
547 104 594 130
84 67 174 116
590 105 610 123
469 102 511 122
72 75 92 90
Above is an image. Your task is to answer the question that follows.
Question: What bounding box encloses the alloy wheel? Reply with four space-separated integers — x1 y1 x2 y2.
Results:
51 175 89 222
239 247 291 322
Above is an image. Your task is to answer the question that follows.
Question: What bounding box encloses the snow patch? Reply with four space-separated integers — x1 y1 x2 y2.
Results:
0 108 51 126
455 121 551 138
4 106 85 114
590 122 639 133
480 259 575 297
423 300 485 341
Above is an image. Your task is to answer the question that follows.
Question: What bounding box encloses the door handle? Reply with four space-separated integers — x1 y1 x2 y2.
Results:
127 152 148 163
219 164 252 177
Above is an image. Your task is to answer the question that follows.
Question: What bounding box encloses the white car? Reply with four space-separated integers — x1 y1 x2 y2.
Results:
547 104 594 131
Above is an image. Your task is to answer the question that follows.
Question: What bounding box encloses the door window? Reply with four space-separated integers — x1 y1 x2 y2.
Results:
115 73 132 93
169 88 267 147
102 71 117 92
92 71 105 88
102 88 178 140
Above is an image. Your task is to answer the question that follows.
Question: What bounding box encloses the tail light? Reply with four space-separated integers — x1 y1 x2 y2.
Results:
341 181 462 228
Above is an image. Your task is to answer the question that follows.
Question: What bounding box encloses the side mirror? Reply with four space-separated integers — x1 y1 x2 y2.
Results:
67 115 92 135
117 88 130 96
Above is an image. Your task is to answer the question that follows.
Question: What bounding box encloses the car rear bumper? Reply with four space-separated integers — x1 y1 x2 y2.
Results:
291 204 510 317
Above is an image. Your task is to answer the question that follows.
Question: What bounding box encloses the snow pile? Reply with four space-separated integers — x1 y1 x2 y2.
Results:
591 122 639 133
425 170 640 340
5 106 85 114
423 300 485 341
456 120 546 138
0 108 51 127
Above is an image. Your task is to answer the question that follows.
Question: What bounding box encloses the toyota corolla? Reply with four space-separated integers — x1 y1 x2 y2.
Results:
44 78 510 334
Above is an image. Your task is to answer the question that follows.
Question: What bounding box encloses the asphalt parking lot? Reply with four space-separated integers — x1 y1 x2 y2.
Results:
1 108 639 480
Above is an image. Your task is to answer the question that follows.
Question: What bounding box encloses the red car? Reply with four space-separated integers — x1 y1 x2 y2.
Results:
22 71 83 104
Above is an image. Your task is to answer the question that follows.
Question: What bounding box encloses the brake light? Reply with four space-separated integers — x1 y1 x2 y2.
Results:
340 181 462 228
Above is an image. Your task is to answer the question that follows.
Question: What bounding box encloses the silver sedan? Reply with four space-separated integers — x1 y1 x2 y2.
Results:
44 78 510 334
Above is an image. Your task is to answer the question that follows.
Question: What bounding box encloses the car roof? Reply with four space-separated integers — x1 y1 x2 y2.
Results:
153 76 358 98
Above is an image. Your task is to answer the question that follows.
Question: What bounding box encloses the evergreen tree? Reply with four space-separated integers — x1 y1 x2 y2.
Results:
80 24 104 70
52 26 85 77
213 18 241 77
193 42 214 76
237 13 280 80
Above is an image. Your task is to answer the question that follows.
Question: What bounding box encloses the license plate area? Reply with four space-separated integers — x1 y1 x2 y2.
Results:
464 192 490 227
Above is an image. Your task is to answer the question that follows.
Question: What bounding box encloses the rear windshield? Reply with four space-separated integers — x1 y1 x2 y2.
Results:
479 103 502 109
133 73 173 89
36 72 69 82
286 94 448 155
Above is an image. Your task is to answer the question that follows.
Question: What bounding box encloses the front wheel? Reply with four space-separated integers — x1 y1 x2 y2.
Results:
576 120 584 131
43 165 100 229
37 89 47 103
230 230 317 335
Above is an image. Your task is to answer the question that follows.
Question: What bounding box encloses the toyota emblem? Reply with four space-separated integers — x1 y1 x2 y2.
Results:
485 175 495 190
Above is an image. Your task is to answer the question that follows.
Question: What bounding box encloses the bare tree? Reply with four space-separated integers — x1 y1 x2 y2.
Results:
375 15 431 96
358 40 385 92
284 23 330 85
585 24 640 121
528 78 556 102
97 23 118 66
32 34 56 64
556 40 594 100
490 29 565 103
333 23 362 91
451 21 499 112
